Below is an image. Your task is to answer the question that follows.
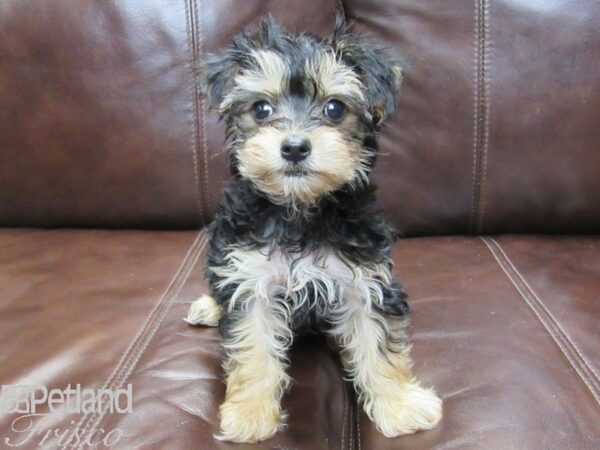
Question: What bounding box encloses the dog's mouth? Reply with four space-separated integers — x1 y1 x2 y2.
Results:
282 166 311 178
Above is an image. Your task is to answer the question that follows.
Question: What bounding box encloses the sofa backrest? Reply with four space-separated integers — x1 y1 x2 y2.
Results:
1 0 598 235
347 0 600 236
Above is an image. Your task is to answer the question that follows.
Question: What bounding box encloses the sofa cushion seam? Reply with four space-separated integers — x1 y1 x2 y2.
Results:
469 0 481 232
73 232 207 449
349 390 354 450
486 237 600 383
341 380 348 450
195 0 212 217
355 397 361 450
185 0 206 223
477 0 490 233
470 0 490 233
480 236 600 406
68 231 207 449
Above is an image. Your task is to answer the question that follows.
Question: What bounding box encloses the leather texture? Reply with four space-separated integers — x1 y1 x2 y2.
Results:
344 0 600 236
0 1 599 449
0 0 338 228
0 231 598 449
1 0 599 234
0 230 351 449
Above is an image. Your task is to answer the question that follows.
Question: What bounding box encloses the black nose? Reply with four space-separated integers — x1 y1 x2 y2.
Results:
281 136 311 163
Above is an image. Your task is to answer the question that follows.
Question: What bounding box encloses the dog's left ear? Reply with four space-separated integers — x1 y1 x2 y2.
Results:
330 17 403 126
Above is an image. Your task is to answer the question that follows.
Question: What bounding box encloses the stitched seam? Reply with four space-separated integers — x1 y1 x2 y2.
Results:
71 232 206 448
469 0 480 231
80 236 207 448
69 232 207 449
470 0 490 233
348 391 354 450
356 399 361 450
73 233 207 449
488 238 600 383
77 234 207 448
341 382 348 450
195 0 212 218
481 237 600 406
185 0 206 223
477 0 490 232
482 237 600 402
66 231 204 446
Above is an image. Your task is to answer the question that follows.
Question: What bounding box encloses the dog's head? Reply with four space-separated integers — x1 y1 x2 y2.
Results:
198 17 402 208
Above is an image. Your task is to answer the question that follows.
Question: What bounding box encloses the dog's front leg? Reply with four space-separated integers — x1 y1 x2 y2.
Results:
328 287 442 438
216 297 292 443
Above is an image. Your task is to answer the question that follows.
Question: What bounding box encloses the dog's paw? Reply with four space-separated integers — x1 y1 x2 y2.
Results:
184 295 222 327
368 383 442 438
215 397 285 443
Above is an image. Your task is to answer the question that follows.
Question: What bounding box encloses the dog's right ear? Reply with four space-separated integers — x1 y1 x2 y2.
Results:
195 51 239 112
196 17 281 114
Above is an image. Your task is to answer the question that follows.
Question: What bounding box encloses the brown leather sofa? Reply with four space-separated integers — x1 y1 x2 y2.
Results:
1 1 598 449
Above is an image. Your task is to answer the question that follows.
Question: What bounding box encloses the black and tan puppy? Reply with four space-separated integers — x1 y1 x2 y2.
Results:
186 17 442 443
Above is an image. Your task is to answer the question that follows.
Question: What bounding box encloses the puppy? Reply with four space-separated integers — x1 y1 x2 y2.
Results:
186 17 442 443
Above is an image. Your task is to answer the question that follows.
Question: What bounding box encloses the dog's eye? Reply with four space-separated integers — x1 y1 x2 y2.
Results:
252 101 274 122
323 99 346 122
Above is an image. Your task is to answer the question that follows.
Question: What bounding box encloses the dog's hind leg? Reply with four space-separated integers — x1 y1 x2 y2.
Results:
185 294 223 327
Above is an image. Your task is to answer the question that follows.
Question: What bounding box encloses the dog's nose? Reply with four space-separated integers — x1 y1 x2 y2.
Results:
281 136 311 163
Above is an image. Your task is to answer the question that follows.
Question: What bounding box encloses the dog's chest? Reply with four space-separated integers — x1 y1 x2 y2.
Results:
215 245 390 321
271 248 353 302
226 247 351 299
219 247 385 309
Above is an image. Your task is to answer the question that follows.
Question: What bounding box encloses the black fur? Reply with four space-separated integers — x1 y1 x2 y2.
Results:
197 16 401 127
206 180 409 334
198 17 408 338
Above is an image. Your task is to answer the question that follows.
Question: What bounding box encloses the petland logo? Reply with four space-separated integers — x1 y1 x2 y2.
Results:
1 384 132 415
1 384 132 448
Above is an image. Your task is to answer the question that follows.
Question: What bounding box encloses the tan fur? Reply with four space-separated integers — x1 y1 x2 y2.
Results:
216 298 292 443
221 50 287 112
306 50 366 103
218 48 373 207
197 247 440 440
211 246 393 313
212 247 409 441
238 126 366 207
198 20 437 443
328 299 442 437
185 294 222 327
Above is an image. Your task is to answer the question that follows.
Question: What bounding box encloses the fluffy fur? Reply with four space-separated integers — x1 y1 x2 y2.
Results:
188 16 442 443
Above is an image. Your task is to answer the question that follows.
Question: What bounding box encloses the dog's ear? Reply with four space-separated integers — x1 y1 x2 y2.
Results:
195 51 240 112
251 15 284 48
195 16 283 113
330 16 403 126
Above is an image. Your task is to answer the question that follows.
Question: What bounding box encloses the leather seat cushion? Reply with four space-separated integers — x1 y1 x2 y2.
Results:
0 230 598 449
